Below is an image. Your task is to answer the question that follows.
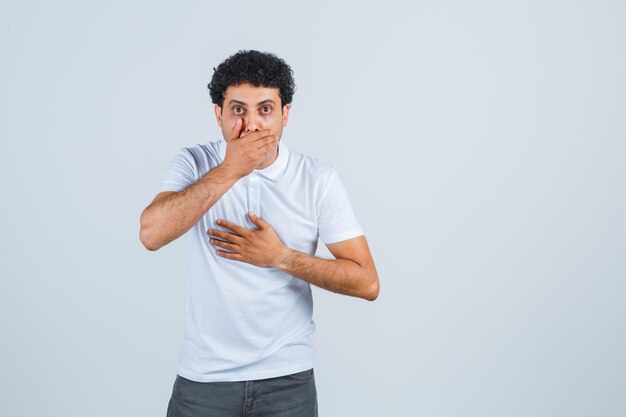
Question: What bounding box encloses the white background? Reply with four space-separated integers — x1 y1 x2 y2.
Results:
1 1 624 416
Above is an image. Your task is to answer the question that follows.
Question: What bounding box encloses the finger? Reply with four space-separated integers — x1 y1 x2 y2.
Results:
238 129 272 143
250 132 276 144
256 136 278 149
255 138 278 155
248 211 270 229
208 228 242 243
216 219 250 237
229 119 243 141
210 237 239 252
216 250 244 261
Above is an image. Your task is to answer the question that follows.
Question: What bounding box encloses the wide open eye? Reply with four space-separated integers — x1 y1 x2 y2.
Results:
261 106 272 114
233 107 244 114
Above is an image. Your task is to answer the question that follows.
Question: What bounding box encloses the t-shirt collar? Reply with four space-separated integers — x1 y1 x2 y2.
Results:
217 138 289 181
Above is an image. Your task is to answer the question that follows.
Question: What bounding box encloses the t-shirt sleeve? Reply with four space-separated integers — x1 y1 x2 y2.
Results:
317 167 364 244
157 147 198 193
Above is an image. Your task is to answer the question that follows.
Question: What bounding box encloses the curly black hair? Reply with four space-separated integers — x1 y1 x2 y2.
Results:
208 50 296 111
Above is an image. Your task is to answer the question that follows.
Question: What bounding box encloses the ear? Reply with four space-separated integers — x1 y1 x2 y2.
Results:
282 103 291 127
214 104 223 127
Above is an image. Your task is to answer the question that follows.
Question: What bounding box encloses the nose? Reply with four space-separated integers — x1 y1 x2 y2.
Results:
242 113 261 133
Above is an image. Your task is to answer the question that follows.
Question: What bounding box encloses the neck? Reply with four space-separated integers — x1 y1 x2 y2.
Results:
256 145 279 170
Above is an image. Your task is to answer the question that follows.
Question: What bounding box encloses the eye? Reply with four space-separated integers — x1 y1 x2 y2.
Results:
261 106 272 114
233 107 244 114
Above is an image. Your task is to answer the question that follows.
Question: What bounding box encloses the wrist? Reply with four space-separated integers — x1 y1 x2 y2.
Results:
216 162 244 181
276 247 295 271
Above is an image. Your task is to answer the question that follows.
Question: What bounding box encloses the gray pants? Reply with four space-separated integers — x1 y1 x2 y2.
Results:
166 369 318 417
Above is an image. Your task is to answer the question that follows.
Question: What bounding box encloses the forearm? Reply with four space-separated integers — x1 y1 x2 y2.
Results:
140 164 240 250
277 249 378 301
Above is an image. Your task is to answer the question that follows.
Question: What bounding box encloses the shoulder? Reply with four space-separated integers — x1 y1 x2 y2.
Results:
286 145 335 183
180 140 220 160
172 140 222 172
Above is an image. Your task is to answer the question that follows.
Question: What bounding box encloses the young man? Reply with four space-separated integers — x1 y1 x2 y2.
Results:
140 50 379 417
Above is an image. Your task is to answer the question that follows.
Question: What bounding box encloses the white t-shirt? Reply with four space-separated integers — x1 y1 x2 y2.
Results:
158 139 364 382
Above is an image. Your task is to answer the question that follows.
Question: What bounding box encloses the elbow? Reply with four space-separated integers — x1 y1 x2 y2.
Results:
140 230 161 251
367 281 380 302
364 271 380 302
139 211 162 251
139 224 160 252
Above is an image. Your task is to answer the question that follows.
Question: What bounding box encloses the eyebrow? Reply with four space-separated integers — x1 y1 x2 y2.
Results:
228 99 276 106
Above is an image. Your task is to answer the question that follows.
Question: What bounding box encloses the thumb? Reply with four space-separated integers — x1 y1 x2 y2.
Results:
229 119 243 141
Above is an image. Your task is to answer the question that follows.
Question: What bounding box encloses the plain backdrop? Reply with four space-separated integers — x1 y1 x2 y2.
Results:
1 1 625 416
